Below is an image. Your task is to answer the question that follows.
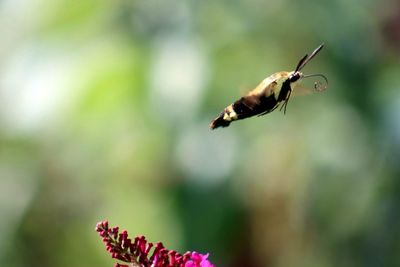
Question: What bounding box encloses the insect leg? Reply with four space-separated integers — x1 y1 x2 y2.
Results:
279 89 292 114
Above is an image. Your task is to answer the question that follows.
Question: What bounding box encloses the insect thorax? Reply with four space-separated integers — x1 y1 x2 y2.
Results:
260 71 292 100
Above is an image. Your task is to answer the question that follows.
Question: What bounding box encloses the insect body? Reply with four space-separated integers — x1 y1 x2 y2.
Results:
209 44 328 129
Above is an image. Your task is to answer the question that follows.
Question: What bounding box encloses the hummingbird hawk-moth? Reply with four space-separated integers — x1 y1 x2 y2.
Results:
209 44 328 129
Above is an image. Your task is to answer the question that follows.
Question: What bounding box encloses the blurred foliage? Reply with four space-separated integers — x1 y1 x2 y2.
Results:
0 0 400 267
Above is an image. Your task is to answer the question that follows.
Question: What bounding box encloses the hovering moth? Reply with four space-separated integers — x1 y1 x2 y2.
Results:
209 44 328 129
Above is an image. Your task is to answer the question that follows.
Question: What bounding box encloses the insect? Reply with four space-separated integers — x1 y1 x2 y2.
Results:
209 44 328 130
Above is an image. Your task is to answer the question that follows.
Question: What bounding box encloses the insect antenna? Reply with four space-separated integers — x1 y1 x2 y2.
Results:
295 54 308 72
295 44 324 72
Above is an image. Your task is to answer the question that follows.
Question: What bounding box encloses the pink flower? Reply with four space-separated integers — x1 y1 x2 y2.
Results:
185 252 215 267
96 220 216 267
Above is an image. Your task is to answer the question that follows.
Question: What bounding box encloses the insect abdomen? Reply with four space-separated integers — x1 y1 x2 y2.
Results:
209 111 232 129
209 94 278 129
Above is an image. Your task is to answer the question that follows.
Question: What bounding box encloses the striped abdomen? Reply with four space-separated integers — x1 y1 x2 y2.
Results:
209 93 279 129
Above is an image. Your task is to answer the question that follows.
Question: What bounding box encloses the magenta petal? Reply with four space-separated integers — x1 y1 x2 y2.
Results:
184 252 215 267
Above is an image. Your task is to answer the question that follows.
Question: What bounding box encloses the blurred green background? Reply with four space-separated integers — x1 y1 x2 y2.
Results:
1 0 400 267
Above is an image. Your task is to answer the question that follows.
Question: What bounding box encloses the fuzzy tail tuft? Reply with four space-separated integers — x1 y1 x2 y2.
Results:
209 112 231 129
